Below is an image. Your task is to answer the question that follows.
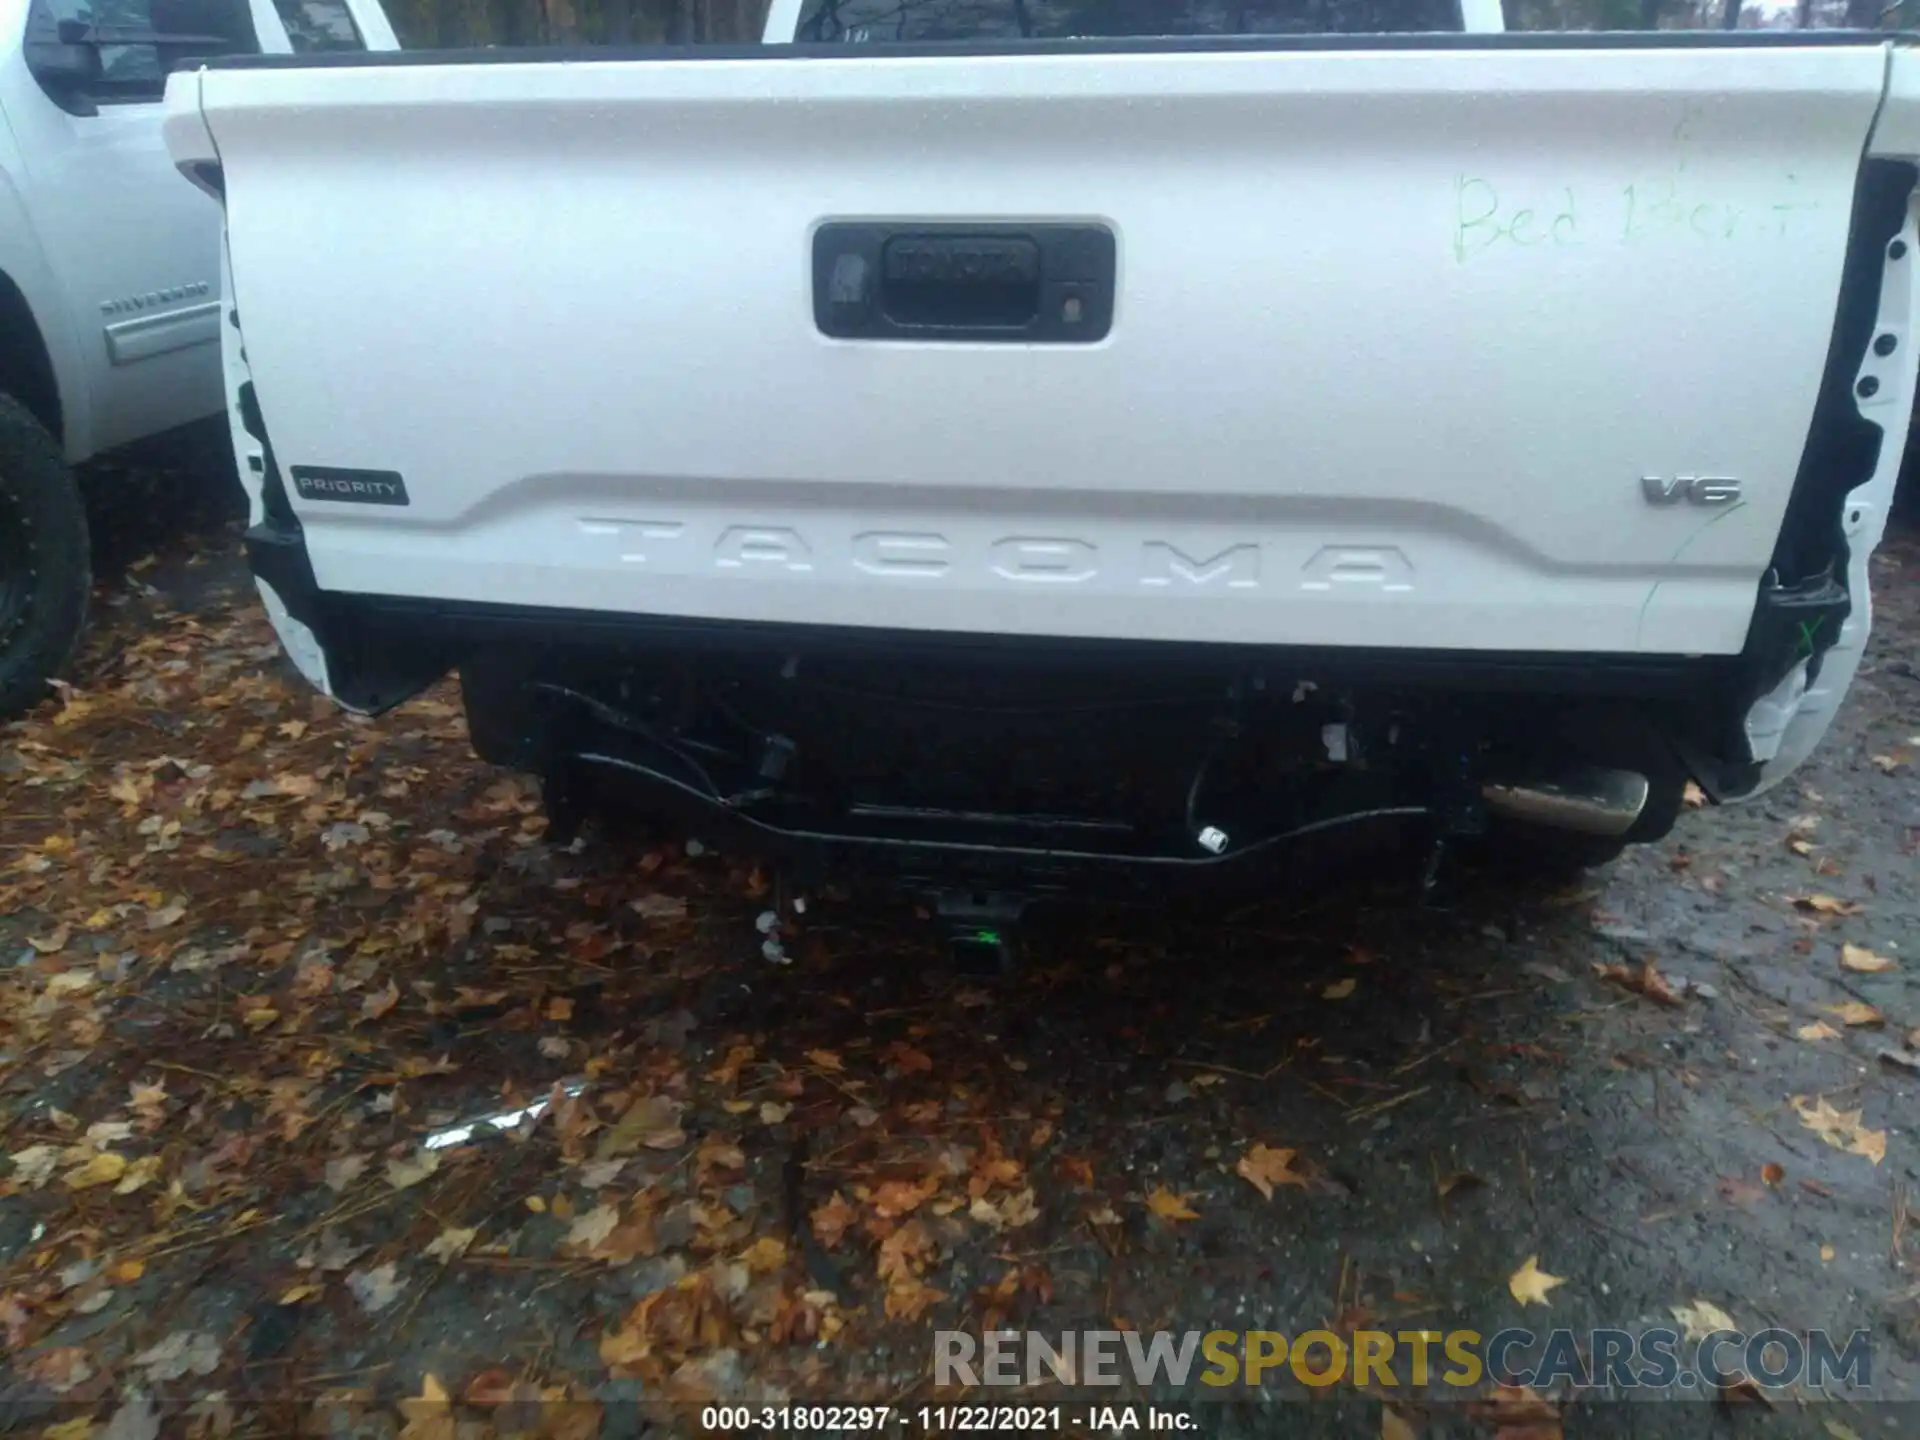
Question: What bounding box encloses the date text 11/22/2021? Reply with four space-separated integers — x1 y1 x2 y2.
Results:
699 1405 1198 1431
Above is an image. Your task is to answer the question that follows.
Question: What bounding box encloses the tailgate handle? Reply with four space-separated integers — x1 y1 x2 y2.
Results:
814 223 1115 344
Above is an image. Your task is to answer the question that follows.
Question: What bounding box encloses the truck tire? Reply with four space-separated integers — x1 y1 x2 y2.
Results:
0 395 90 721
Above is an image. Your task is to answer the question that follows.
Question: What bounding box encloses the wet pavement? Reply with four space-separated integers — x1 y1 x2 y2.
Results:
0 460 1916 1439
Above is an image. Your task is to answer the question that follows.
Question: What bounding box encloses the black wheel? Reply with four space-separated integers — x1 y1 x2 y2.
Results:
0 394 90 721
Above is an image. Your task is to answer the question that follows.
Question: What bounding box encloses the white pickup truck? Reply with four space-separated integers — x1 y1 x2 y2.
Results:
163 6 1919 903
0 0 395 718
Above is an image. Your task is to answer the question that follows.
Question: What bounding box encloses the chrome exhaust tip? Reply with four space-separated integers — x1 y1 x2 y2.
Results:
1481 765 1651 838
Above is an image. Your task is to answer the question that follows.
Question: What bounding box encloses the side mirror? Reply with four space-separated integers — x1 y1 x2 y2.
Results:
23 38 104 114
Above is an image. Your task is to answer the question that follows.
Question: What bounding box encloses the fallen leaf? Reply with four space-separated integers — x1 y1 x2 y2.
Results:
113 1155 162 1195
360 979 400 1020
397 1375 455 1440
324 1154 368 1192
425 1226 477 1263
1145 1186 1199 1222
758 1101 792 1126
1841 944 1896 974
1824 1001 1884 1028
872 1176 940 1218
1466 1385 1562 1440
1794 894 1863 917
565 1204 620 1254
385 1149 441 1190
1594 960 1680 1006
1792 1095 1887 1164
101 1394 160 1440
969 1188 1040 1231
27 924 71 954
10 1144 59 1188
63 1152 128 1190
1796 1022 1842 1042
1671 1299 1737 1344
739 1236 789 1273
804 1048 844 1072
884 1042 934 1074
1237 1144 1310 1200
1508 1255 1565 1306
134 1330 221 1380
877 1219 944 1321
27 1347 95 1393
1322 978 1357 1001
346 1262 405 1313
810 1193 857 1249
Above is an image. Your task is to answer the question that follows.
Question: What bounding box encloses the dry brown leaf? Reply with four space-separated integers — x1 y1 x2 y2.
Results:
1671 1299 1737 1343
9 1145 58 1188
884 1042 934 1074
811 1193 857 1250
1824 1001 1884 1028
360 979 399 1021
872 1176 940 1218
324 1154 367 1192
739 1236 788 1273
596 1094 686 1158
1792 1095 1886 1165
385 1149 441 1190
969 1188 1040 1231
1508 1255 1564 1306
1795 1021 1842 1042
424 1226 477 1263
346 1262 404 1313
396 1374 455 1440
803 1048 844 1072
1322 977 1357 1001
1236 1144 1310 1201
1594 960 1680 1006
1841 944 1896 974
564 1204 620 1254
1794 894 1863 917
1145 1185 1199 1222
28 924 71 954
113 1155 163 1195
1467 1385 1563 1440
877 1219 944 1321
63 1152 127 1190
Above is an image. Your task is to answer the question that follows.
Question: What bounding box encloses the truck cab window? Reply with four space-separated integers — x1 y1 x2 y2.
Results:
271 0 365 52
23 0 260 108
795 0 1466 41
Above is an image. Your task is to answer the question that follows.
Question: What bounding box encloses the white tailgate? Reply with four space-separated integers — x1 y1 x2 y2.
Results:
194 45 1891 654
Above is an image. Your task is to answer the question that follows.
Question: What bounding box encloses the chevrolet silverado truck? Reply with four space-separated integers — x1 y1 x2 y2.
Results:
0 0 395 719
162 7 1920 912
